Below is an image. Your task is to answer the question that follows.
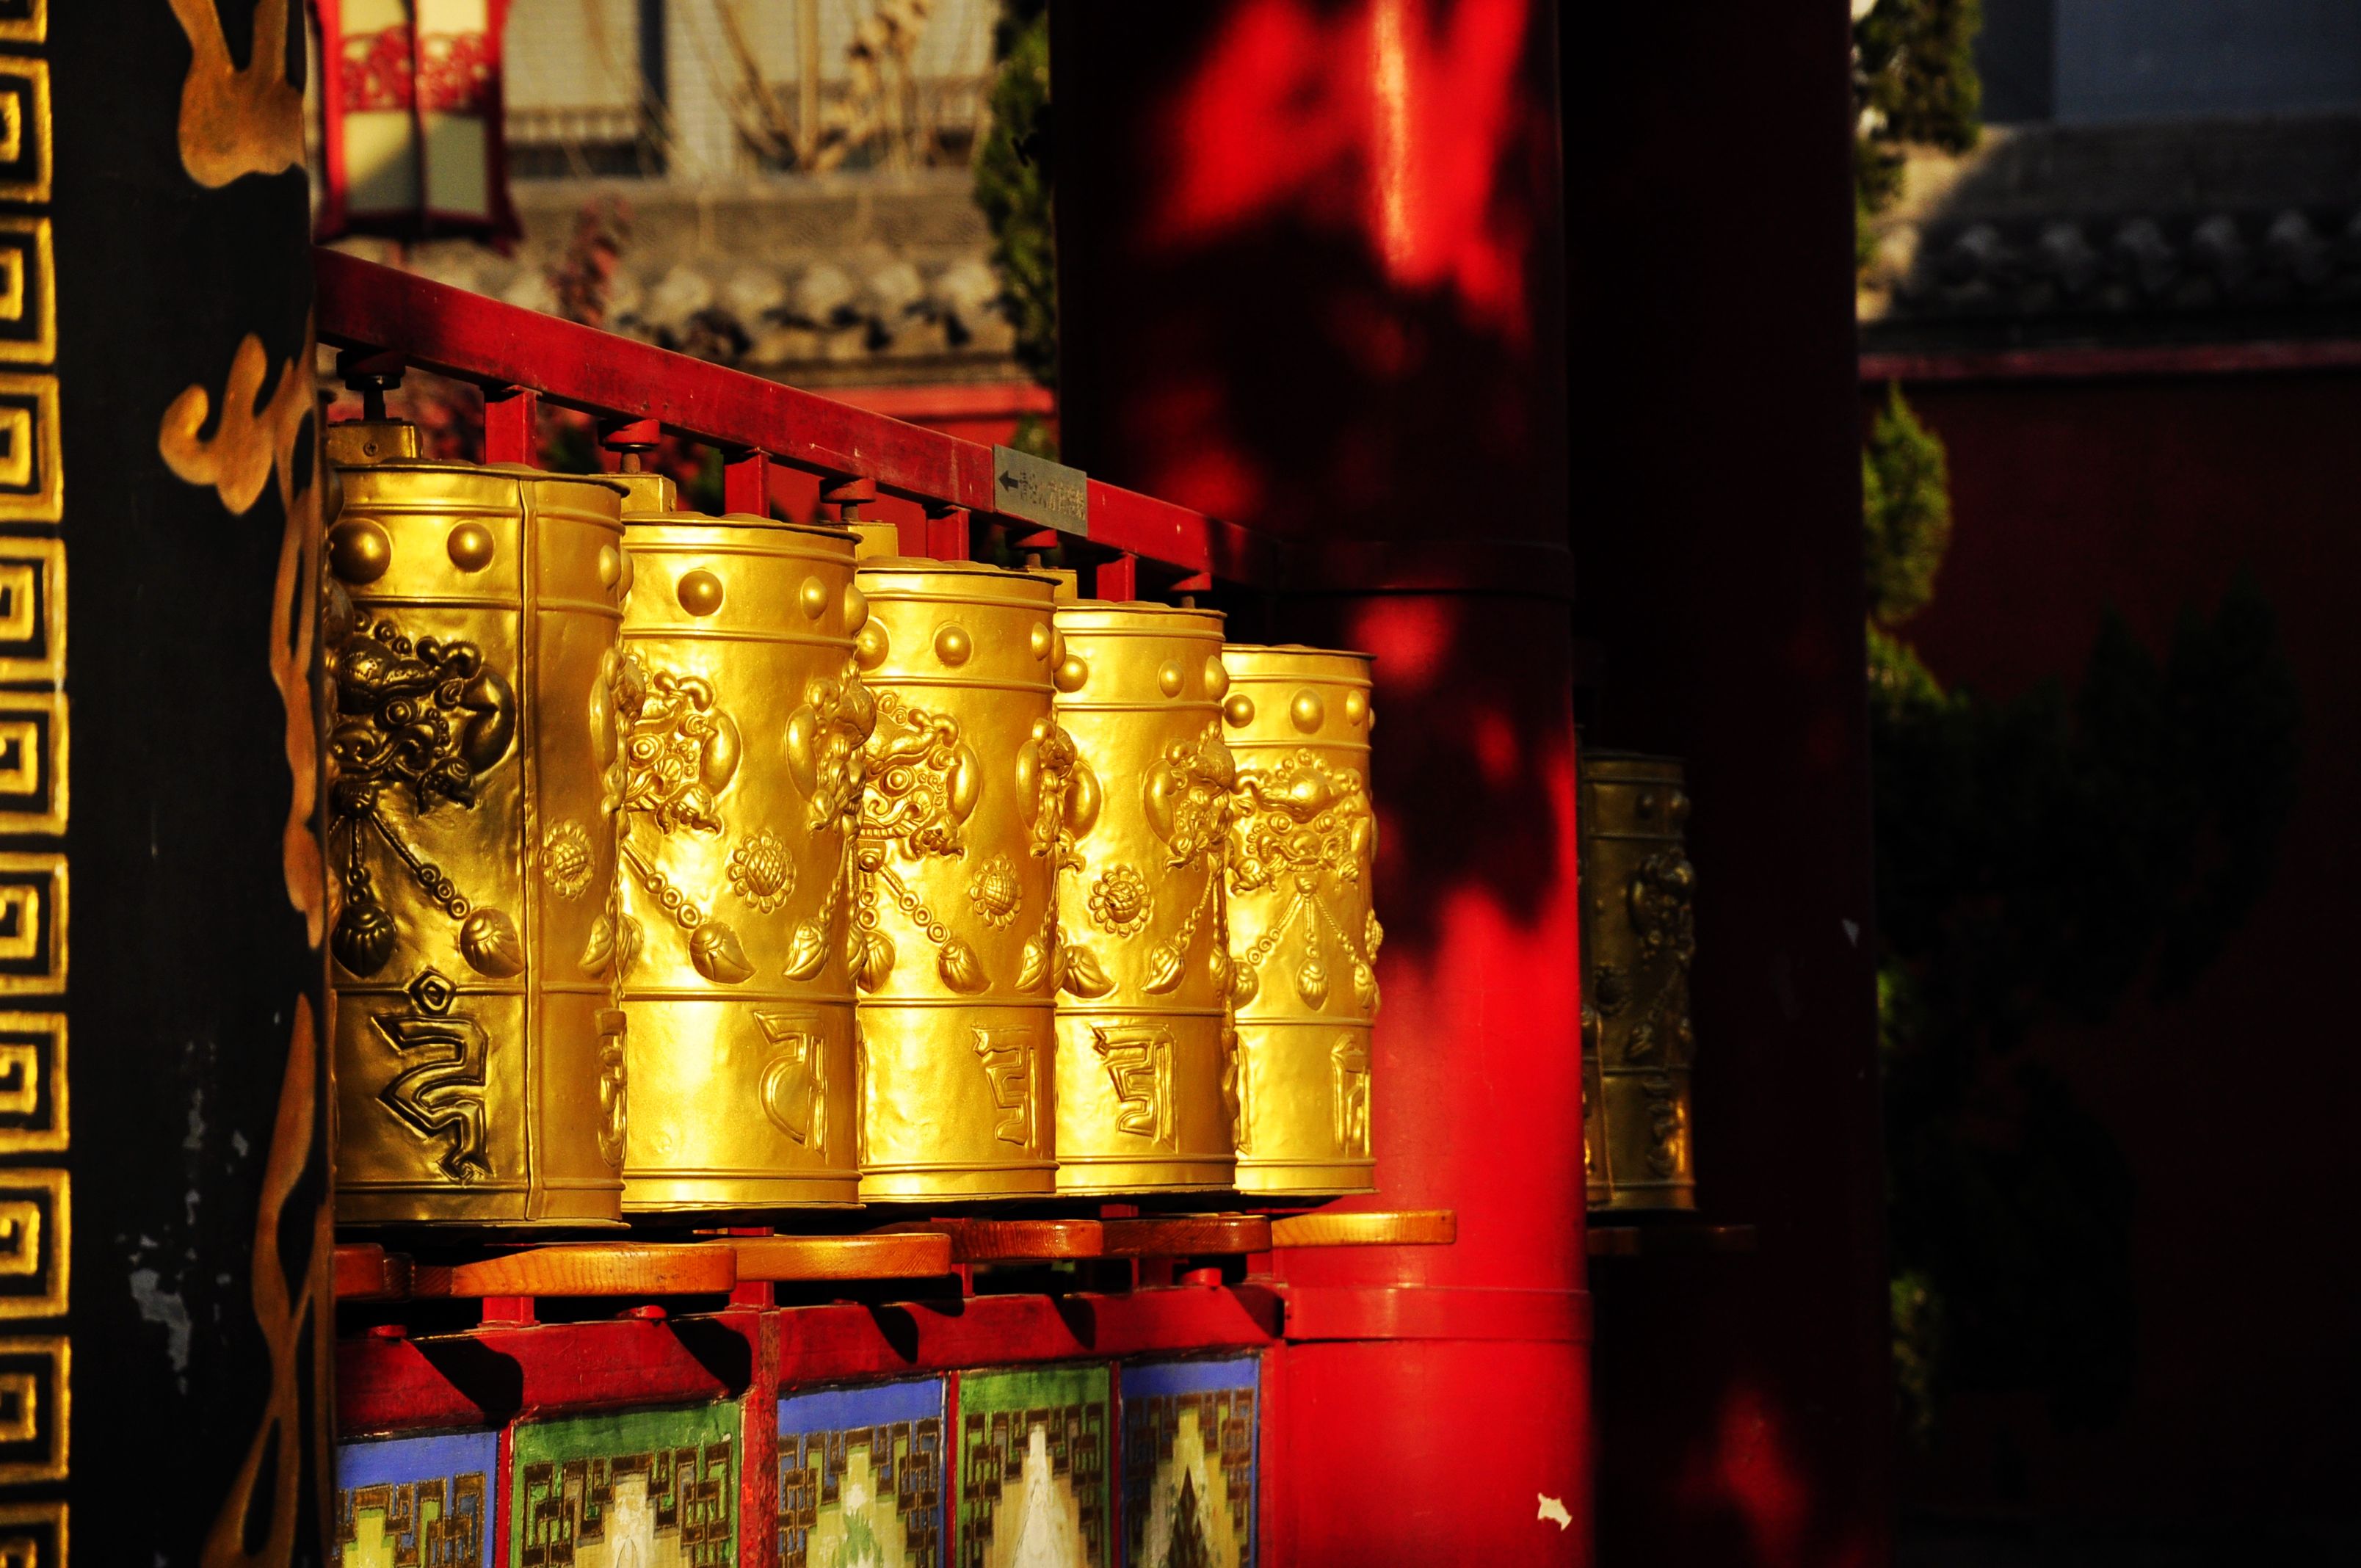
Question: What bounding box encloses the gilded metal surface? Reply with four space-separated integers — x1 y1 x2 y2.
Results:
1220 645 1379 1196
1578 751 1697 1211
1582 1009 1613 1208
1052 602 1237 1193
612 473 868 1211
325 451 628 1225
851 558 1066 1199
323 418 423 465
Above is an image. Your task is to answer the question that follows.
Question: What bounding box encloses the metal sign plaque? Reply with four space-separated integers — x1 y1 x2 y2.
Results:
993 445 1090 537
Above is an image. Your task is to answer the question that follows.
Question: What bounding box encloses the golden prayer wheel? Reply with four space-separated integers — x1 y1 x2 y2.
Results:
1578 751 1697 1210
323 443 628 1226
609 474 868 1211
1220 645 1380 1197
851 558 1069 1200
1051 602 1238 1194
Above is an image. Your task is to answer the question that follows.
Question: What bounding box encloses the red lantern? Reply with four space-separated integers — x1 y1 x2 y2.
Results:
316 0 521 247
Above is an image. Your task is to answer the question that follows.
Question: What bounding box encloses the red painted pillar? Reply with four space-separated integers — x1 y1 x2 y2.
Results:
1054 4 1586 1561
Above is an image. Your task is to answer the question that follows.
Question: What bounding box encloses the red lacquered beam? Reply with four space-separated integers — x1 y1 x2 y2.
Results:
314 248 1282 587
772 1284 1282 1385
338 1312 764 1434
336 1286 1279 1436
1086 477 1282 586
317 248 988 510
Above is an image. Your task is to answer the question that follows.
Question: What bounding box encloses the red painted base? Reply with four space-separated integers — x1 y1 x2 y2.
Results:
1274 1339 1591 1564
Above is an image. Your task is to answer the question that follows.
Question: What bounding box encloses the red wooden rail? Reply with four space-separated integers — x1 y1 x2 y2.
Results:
313 248 1282 592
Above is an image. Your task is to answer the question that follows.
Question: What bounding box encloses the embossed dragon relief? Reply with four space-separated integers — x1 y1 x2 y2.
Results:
1588 848 1697 1068
326 609 632 1185
582 653 877 988
1056 719 1239 1006
325 611 525 981
1227 747 1382 1017
849 693 1102 998
1017 714 1100 995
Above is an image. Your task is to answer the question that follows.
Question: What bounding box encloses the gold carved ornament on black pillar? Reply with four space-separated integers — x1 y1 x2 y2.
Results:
0 5 66 1563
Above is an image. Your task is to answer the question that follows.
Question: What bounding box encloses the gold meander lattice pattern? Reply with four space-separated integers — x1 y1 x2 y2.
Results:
0 2 68 1561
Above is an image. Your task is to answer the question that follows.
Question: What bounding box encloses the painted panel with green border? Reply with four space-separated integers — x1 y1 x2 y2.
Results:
956 1364 1111 1568
511 1400 739 1567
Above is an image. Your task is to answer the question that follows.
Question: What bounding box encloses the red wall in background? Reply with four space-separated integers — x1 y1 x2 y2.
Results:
829 380 1057 451
1872 368 2361 1528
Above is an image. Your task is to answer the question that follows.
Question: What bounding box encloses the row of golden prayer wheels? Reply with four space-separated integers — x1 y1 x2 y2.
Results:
319 418 1382 1224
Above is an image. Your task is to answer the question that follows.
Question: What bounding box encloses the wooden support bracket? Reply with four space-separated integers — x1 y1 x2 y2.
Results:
883 1218 1106 1263
718 1232 954 1282
334 1242 413 1303
1269 1209 1457 1248
1100 1215 1272 1257
407 1242 738 1300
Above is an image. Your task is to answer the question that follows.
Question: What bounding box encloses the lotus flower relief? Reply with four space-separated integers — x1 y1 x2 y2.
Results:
1086 865 1152 937
727 827 796 913
539 819 595 901
966 853 1023 929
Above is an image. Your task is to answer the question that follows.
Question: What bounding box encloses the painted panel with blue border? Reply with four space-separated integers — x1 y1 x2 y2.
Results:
335 1427 498 1568
1120 1354 1258 1568
778 1376 947 1567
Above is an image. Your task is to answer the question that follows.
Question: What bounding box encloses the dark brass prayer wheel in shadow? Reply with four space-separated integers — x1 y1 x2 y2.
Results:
851 558 1070 1200
1051 601 1238 1194
323 437 629 1226
609 473 869 1211
1221 644 1380 1197
1578 750 1698 1210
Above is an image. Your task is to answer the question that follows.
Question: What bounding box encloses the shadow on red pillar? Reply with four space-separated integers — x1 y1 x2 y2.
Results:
1055 4 1587 1561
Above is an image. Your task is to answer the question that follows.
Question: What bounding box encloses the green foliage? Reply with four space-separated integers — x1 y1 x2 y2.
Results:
1854 142 1906 274
1890 1267 1943 1443
1866 399 2300 1444
1863 385 1952 625
1857 0 1984 152
1874 582 2300 1033
541 417 600 475
976 1 1056 388
1005 411 1058 462
990 0 1048 59
1853 0 1982 272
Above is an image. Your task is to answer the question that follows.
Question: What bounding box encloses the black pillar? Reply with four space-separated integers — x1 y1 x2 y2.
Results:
1566 5 1893 1567
22 1 332 1561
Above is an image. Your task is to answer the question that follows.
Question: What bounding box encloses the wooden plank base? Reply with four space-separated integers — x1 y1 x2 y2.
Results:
1269 1209 1457 1248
